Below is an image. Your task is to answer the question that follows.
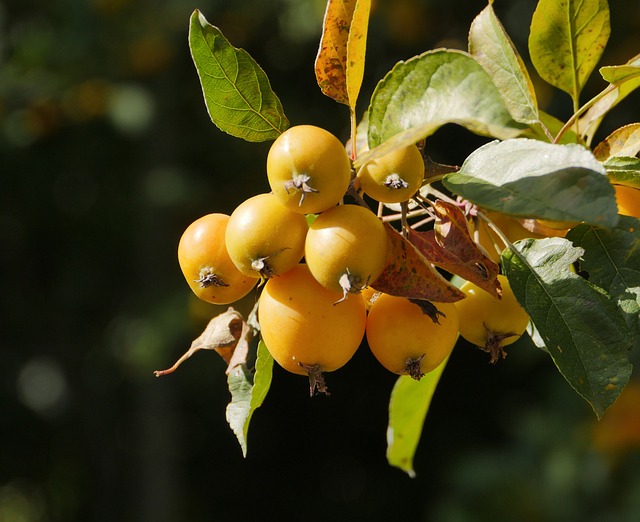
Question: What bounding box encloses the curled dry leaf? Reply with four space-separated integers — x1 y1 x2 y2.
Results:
371 222 465 303
154 307 248 377
408 200 501 298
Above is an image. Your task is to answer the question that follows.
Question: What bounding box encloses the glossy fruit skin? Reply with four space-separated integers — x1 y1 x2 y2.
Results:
365 294 459 377
178 213 258 305
357 144 425 203
266 125 352 214
258 264 366 375
305 204 389 295
615 184 640 218
455 275 529 356
225 193 308 278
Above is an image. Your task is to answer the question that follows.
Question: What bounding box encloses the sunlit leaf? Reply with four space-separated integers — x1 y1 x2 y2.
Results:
346 0 371 108
469 3 538 124
529 0 610 105
600 54 640 84
567 218 640 342
603 157 640 188
387 357 449 477
593 123 640 162
502 237 632 418
315 0 371 108
443 138 618 226
578 54 640 145
371 223 465 303
226 340 274 457
189 10 289 142
364 49 523 159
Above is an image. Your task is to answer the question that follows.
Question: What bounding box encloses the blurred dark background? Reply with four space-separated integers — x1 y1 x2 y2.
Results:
2 0 640 520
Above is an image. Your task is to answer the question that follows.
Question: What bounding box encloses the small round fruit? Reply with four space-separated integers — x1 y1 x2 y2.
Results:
305 204 388 300
454 275 529 363
366 294 459 380
615 184 640 218
178 213 258 304
266 125 352 214
258 264 367 395
357 144 425 203
225 193 308 279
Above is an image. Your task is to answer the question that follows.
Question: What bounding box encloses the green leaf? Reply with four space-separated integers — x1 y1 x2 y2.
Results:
442 138 618 226
529 0 610 106
468 3 538 125
567 219 640 340
578 54 640 145
604 157 640 188
387 357 449 477
225 340 274 457
365 49 523 152
600 54 640 84
502 237 632 418
189 10 289 142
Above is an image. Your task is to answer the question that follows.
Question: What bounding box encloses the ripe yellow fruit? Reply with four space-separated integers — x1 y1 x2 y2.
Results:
177 213 258 305
357 144 425 203
266 125 352 214
305 204 389 300
225 193 308 279
615 184 640 218
366 294 459 380
455 275 529 363
258 264 367 395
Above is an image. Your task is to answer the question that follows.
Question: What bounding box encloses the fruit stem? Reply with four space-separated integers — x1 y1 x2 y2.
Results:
405 354 426 381
196 270 229 288
481 326 520 364
347 183 372 211
299 363 330 396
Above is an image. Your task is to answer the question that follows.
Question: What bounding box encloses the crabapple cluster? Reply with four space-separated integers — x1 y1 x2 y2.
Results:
177 124 535 394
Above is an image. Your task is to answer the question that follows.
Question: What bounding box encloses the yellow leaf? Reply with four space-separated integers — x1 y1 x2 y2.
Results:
315 0 370 107
346 0 371 108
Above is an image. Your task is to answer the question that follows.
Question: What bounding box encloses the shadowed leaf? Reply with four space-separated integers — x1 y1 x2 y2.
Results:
503 237 632 418
567 219 640 343
387 357 450 477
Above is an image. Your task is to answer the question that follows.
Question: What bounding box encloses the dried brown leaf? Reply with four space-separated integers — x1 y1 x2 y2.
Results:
154 307 245 377
408 200 501 297
371 223 465 303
